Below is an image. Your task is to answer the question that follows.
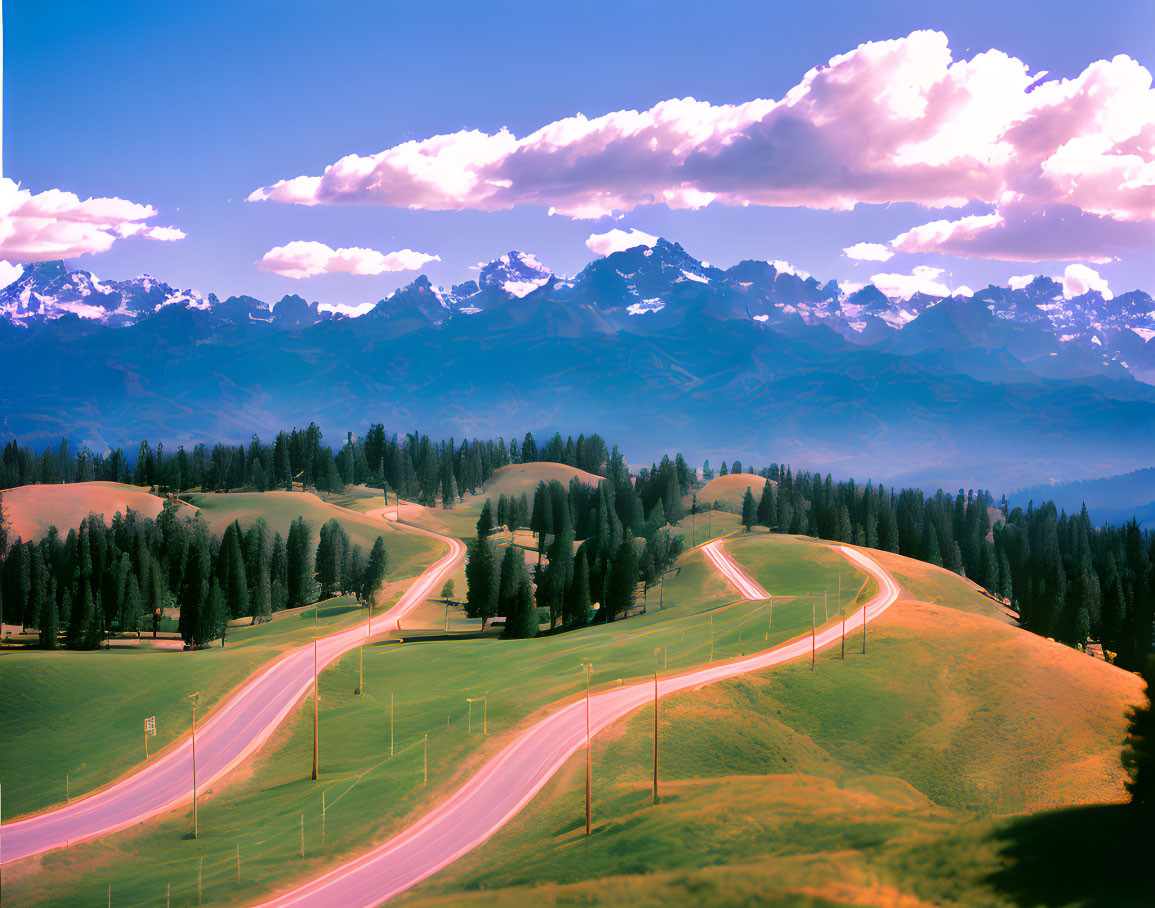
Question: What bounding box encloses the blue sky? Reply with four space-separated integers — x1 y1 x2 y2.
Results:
5 0 1154 305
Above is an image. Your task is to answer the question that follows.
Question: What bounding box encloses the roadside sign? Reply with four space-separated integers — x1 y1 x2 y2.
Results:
145 716 157 736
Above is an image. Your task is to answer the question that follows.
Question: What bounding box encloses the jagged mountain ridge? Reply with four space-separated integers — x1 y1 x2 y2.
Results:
1 240 1153 492
3 240 1151 384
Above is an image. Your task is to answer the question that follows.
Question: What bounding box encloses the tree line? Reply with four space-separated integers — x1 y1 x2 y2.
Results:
0 498 390 649
0 429 614 507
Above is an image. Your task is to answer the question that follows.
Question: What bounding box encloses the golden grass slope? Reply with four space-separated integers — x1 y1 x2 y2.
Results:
2 481 191 542
402 536 1144 907
693 473 774 512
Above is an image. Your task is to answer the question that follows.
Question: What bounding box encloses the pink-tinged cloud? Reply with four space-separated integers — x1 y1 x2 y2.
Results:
247 30 1155 263
0 178 185 262
256 241 440 278
585 227 659 256
888 203 1154 263
843 242 894 262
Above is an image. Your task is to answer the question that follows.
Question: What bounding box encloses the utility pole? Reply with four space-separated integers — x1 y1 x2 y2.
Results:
811 600 816 670
183 692 200 838
709 612 714 662
582 660 593 836
863 596 868 654
691 492 696 547
766 597 773 642
390 691 395 756
652 672 659 805
423 733 428 787
312 611 319 781
841 603 846 660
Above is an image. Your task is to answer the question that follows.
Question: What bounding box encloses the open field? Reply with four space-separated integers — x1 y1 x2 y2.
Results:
186 491 442 580
1 536 865 906
400 551 1144 907
2 482 194 542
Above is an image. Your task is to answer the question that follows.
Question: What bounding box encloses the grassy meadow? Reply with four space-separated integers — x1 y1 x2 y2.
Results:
2 536 866 906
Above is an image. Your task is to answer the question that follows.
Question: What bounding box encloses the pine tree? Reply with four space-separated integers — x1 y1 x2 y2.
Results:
124 573 144 633
497 545 525 620
504 559 539 639
207 579 228 646
925 524 943 566
605 533 638 622
464 536 498 629
563 555 591 627
270 531 289 612
218 521 250 618
477 499 495 538
741 487 757 532
756 481 774 528
361 537 389 606
286 517 314 609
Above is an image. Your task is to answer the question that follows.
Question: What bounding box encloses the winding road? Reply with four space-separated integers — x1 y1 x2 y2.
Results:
0 523 465 865
250 539 901 907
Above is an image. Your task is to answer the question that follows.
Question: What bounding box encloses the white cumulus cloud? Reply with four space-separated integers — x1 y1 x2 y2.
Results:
585 227 660 256
256 241 440 279
1008 274 1036 290
844 242 895 262
248 31 1155 263
1059 263 1113 300
0 178 184 262
0 261 25 290
868 265 952 299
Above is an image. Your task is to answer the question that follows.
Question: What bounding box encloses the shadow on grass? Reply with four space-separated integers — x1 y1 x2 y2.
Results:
987 804 1153 907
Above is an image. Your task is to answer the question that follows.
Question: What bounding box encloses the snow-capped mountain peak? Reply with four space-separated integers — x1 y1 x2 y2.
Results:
0 260 209 327
478 251 552 298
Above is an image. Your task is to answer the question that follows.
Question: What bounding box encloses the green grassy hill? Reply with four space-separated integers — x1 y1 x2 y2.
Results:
400 537 1144 908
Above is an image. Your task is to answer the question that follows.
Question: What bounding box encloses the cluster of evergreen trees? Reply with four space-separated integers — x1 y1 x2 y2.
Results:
465 450 689 633
0 498 391 650
728 464 1153 670
0 429 613 505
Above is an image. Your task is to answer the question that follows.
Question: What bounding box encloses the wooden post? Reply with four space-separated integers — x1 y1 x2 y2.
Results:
198 856 203 906
585 663 592 836
709 613 714 663
811 600 816 670
423 733 428 787
390 691 395 756
236 842 241 885
863 594 867 654
312 633 319 781
652 672 659 805
322 792 327 844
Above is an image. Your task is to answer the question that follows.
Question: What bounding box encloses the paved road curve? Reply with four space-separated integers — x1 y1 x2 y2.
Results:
250 543 901 907
701 538 771 599
0 528 465 865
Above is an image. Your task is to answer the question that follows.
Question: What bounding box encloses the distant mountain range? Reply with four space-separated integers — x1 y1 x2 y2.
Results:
1 240 1153 494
